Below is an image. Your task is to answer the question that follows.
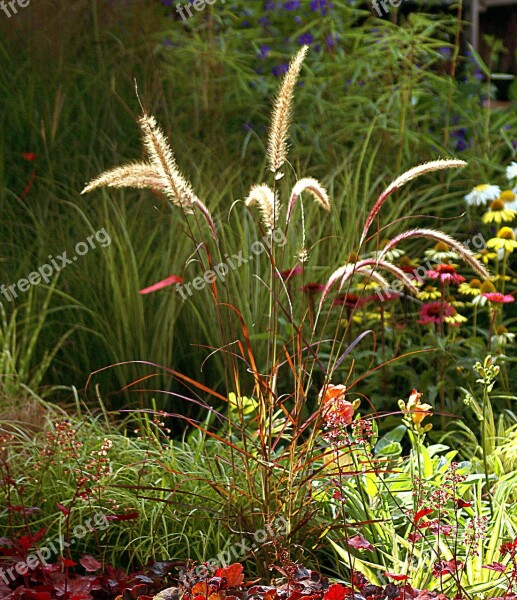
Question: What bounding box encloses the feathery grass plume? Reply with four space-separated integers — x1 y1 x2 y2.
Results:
82 113 218 241
360 159 467 245
319 258 416 310
318 264 389 310
267 45 309 176
81 163 164 194
245 184 278 233
138 113 198 211
378 228 490 279
286 177 331 223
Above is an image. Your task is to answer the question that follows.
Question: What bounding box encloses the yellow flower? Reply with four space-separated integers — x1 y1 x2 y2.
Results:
458 278 482 296
500 189 516 202
406 389 432 425
475 248 499 264
472 280 495 306
486 227 517 253
482 198 516 224
445 310 468 325
424 241 459 262
417 285 441 301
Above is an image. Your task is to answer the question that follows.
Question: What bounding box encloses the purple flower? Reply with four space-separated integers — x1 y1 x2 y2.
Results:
272 63 289 77
258 15 270 27
161 0 173 5
284 0 300 8
310 0 333 14
297 32 314 45
439 47 452 59
326 33 337 47
258 45 271 59
265 0 276 9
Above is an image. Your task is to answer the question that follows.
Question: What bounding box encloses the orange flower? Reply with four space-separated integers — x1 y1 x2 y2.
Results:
406 389 432 425
320 384 354 427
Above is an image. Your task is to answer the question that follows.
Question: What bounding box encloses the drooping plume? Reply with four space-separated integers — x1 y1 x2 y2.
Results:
360 160 466 245
286 177 331 223
245 184 278 233
82 113 218 241
378 228 490 280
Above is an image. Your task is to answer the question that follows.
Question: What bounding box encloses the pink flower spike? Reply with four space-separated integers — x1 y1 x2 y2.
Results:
482 292 515 303
139 275 183 295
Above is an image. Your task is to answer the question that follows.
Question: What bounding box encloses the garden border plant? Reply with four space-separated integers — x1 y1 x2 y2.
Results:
72 46 517 599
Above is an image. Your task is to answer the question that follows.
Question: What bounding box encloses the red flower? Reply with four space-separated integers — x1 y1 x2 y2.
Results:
418 301 455 325
427 264 465 285
22 152 37 161
333 293 365 308
277 266 302 281
302 282 325 293
482 292 515 303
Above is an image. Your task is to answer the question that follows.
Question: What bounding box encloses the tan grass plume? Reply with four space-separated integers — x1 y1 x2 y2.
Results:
286 177 331 223
267 45 308 176
82 113 217 240
245 184 278 233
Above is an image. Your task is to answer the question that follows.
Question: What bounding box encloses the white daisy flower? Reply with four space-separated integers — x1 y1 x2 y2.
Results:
506 162 517 181
464 184 501 206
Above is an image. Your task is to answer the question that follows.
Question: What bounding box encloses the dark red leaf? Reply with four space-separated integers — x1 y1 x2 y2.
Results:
323 584 346 600
482 562 507 573
414 508 433 523
385 572 409 581
81 555 102 572
106 512 140 522
215 563 244 587
56 502 71 516
61 557 78 567
347 534 374 552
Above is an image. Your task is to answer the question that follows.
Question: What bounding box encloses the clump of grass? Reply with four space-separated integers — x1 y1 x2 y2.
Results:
79 47 496 579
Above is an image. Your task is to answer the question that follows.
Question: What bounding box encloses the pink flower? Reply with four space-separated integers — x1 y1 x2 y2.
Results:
427 264 465 285
482 292 515 303
418 301 455 325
